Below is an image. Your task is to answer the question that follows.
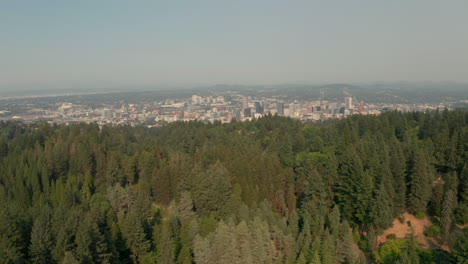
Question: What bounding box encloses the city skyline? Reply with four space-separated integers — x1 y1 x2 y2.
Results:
1 87 462 125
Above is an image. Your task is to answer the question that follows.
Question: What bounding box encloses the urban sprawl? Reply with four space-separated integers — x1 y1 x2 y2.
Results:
0 92 455 126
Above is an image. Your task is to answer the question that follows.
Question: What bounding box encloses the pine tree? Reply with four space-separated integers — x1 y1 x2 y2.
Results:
407 149 433 214
451 228 468 264
429 183 444 216
328 206 341 235
30 206 54 264
60 251 80 264
120 211 151 263
0 208 25 264
340 223 359 264
74 218 93 264
441 189 457 240
335 146 373 225
389 140 407 215
211 220 240 264
310 237 321 263
193 233 211 264
288 210 299 239
60 251 79 264
399 232 420 264
0 139 8 158
295 253 307 264
323 153 338 198
304 168 326 207
176 191 195 223
192 162 232 218
456 164 468 224
310 251 321 264
156 222 176 264
321 230 337 264
370 183 393 230
367 227 376 252
52 207 82 262
176 245 192 264
235 221 253 264
250 217 275 264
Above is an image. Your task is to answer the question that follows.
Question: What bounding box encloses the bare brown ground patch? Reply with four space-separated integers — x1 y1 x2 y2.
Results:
377 212 431 248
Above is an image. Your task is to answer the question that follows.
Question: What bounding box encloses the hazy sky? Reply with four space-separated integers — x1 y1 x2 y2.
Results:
1 0 468 90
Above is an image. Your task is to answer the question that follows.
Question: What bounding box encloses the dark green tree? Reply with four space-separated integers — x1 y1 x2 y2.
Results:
451 228 468 264
192 162 232 218
407 149 433 214
30 206 54 264
120 211 151 263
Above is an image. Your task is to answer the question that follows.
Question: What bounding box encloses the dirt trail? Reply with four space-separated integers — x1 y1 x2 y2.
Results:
377 212 431 248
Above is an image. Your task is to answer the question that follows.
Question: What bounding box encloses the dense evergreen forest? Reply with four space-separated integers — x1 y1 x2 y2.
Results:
0 110 467 264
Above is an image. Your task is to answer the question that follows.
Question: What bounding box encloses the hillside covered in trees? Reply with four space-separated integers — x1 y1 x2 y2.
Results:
0 110 467 264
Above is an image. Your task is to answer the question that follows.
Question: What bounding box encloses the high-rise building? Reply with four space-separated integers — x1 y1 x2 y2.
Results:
243 96 249 109
345 97 353 110
358 102 365 113
192 95 198 104
233 110 242 120
103 109 113 119
276 103 284 115
254 102 264 114
288 103 301 117
243 108 251 117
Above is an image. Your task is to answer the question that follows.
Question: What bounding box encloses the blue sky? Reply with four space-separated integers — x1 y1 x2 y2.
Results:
1 0 468 90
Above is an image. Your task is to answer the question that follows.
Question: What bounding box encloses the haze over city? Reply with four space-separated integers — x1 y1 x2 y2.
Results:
2 2 468 264
1 0 468 93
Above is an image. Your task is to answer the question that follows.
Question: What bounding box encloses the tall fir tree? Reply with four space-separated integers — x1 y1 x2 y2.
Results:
30 205 54 264
407 149 433 214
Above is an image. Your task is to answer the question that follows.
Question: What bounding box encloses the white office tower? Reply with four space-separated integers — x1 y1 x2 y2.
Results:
192 95 200 105
345 97 353 110
288 103 296 117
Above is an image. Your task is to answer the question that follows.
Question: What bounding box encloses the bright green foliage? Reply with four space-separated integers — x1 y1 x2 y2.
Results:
424 225 442 238
374 238 407 263
374 233 421 264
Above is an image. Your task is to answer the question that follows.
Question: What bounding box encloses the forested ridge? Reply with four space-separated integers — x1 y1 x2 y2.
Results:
0 110 467 264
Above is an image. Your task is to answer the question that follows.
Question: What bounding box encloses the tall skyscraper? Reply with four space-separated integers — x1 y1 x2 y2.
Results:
358 102 365 113
263 101 268 112
243 96 249 109
276 103 284 115
243 108 251 117
345 97 353 110
233 110 241 120
192 95 200 105
254 102 264 114
289 103 296 117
